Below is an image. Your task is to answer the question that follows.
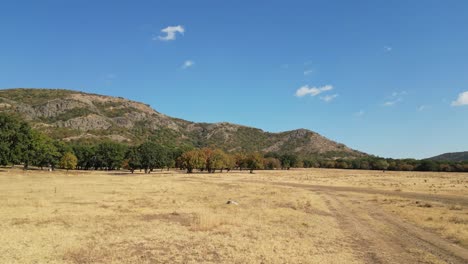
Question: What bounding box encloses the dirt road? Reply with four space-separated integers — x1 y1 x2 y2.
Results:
247 180 468 206
249 180 468 264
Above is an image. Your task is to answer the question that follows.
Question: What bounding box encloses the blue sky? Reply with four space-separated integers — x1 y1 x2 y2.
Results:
1 0 468 159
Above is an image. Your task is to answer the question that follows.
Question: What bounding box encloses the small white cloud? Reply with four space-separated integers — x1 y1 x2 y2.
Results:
451 91 468 106
391 91 407 97
156 25 184 41
303 69 314 76
295 85 333 97
383 91 405 106
384 46 393 52
354 110 365 117
321 94 338 102
418 105 426 111
181 60 194 69
383 99 400 106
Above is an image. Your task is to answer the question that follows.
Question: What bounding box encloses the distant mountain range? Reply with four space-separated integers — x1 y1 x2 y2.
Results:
427 151 468 162
0 88 365 159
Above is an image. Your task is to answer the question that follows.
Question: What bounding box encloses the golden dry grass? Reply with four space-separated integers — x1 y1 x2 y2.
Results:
0 168 467 263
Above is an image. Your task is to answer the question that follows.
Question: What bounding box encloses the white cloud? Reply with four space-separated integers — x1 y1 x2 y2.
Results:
320 94 338 102
303 69 314 76
156 25 184 41
295 85 333 97
391 91 407 97
384 46 393 52
418 105 426 111
383 99 400 106
451 91 468 106
354 110 365 117
181 60 194 69
383 91 405 106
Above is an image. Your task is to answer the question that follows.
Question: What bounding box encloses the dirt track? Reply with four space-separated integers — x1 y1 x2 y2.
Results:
248 180 468 206
249 180 468 264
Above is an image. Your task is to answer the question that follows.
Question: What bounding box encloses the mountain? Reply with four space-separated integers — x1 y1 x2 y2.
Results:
0 88 365 158
427 151 468 162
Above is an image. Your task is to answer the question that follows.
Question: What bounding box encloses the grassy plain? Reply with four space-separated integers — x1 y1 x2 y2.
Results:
0 168 467 263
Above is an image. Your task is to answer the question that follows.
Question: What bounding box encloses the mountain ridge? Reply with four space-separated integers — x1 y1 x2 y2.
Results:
427 151 468 162
0 88 365 158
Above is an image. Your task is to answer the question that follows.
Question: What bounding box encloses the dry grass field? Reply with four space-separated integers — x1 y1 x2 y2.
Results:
0 168 467 263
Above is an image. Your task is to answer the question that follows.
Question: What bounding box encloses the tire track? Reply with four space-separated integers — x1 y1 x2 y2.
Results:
245 180 468 206
323 192 468 263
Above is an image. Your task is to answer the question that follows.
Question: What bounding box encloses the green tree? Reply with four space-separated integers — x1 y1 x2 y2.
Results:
416 160 438 171
30 131 61 169
245 152 264 173
11 119 35 169
138 142 170 173
360 160 371 170
72 144 96 170
280 154 299 170
60 152 78 171
95 141 127 170
372 159 389 170
124 146 141 173
0 114 23 166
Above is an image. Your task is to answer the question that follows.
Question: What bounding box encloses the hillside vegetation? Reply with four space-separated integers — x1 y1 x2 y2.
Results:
428 151 468 162
0 88 363 159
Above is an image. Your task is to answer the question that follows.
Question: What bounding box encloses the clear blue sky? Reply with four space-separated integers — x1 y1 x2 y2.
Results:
1 0 468 159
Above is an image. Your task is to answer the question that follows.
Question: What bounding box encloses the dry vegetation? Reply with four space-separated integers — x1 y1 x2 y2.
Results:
0 168 467 263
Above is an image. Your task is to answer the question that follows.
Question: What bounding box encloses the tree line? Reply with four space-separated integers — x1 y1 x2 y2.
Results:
1 113 468 173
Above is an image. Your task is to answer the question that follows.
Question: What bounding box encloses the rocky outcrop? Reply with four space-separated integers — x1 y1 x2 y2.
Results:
0 88 365 158
55 114 112 131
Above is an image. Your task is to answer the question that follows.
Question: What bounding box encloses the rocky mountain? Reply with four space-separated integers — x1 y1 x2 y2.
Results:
0 88 365 158
427 151 468 162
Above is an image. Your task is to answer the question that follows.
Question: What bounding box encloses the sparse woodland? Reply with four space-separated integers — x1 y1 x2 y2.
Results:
1 113 468 173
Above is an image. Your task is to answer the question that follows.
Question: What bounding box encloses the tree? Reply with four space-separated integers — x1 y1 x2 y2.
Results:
124 146 141 173
397 163 414 171
245 153 264 173
30 131 60 169
204 148 228 173
72 144 96 170
360 160 371 170
372 159 389 170
416 160 437 172
180 149 206 173
280 154 299 170
264 157 281 170
0 114 24 166
336 160 350 169
138 142 170 173
60 152 78 171
11 118 35 169
302 159 319 168
95 141 127 170
223 154 236 172
234 153 247 171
